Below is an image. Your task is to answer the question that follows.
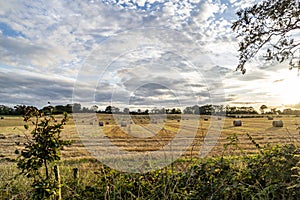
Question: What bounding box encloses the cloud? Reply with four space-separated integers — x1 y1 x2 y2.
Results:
0 0 296 108
0 71 75 107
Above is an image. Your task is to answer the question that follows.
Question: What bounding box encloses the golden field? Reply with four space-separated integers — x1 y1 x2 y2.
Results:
0 114 299 164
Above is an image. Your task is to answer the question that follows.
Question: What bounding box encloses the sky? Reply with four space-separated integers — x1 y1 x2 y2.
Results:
0 0 300 111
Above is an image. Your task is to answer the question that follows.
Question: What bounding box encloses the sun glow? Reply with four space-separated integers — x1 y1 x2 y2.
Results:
275 75 300 105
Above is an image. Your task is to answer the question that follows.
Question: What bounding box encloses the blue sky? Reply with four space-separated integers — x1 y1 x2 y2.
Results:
0 0 299 111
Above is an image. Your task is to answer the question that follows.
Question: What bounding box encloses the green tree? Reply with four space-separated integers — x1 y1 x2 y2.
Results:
91 105 98 112
16 106 71 199
232 0 300 74
123 107 130 114
183 106 193 114
0 105 13 115
105 105 112 113
72 103 82 113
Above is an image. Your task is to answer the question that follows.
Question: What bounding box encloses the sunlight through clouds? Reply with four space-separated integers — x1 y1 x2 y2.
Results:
0 0 299 108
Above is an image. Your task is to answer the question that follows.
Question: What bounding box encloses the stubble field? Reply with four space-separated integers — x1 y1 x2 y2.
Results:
0 114 299 164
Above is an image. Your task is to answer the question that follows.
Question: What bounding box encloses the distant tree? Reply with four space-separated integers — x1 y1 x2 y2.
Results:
183 106 193 114
260 105 268 114
72 103 82 113
160 108 166 114
104 106 120 113
171 108 176 114
283 108 293 115
199 105 213 115
105 106 112 114
82 107 92 113
213 105 225 114
111 106 120 113
0 105 13 115
151 108 160 114
41 105 54 115
271 108 278 114
14 105 28 115
53 105 66 114
123 108 130 114
91 105 98 112
169 108 181 114
65 104 73 113
232 0 300 74
191 105 200 115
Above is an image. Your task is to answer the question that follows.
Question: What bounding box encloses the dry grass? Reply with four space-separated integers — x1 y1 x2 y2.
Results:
0 114 299 164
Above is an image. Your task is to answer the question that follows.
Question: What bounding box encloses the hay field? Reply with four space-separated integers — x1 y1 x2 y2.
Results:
0 114 299 164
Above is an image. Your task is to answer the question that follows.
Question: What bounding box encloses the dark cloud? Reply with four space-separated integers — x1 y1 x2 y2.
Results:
0 71 74 107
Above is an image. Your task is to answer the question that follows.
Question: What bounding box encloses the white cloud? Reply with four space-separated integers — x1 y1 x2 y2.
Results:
0 0 297 108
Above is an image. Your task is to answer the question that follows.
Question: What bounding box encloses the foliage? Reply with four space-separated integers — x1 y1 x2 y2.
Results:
232 0 300 74
260 104 268 114
15 106 71 199
2 142 298 199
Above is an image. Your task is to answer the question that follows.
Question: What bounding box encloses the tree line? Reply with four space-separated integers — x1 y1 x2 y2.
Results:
1 103 299 116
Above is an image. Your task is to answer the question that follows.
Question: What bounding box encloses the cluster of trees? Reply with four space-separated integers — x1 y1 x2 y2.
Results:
281 108 300 115
0 103 84 115
1 103 300 116
97 106 182 115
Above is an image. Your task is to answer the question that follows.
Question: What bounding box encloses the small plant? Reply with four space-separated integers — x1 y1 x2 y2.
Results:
15 106 71 199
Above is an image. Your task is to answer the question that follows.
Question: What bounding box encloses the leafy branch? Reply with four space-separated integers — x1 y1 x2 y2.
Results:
232 0 300 74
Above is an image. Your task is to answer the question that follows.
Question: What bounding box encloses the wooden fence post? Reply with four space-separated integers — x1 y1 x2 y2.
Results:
73 168 79 180
54 165 62 200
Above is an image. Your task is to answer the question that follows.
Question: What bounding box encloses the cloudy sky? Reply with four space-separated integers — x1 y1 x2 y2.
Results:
0 0 300 111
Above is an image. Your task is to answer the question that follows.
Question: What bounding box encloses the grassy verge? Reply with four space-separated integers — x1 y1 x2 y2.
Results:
1 143 300 199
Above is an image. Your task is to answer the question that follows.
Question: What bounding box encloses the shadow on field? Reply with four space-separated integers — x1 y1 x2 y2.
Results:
265 127 283 131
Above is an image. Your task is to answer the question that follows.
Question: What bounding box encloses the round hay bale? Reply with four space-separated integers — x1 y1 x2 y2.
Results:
267 116 274 120
121 121 127 127
177 120 180 122
204 118 208 121
105 121 109 125
233 120 242 126
99 121 104 126
272 120 283 127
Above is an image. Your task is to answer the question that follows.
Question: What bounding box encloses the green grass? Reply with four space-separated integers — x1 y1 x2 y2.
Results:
1 143 300 199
